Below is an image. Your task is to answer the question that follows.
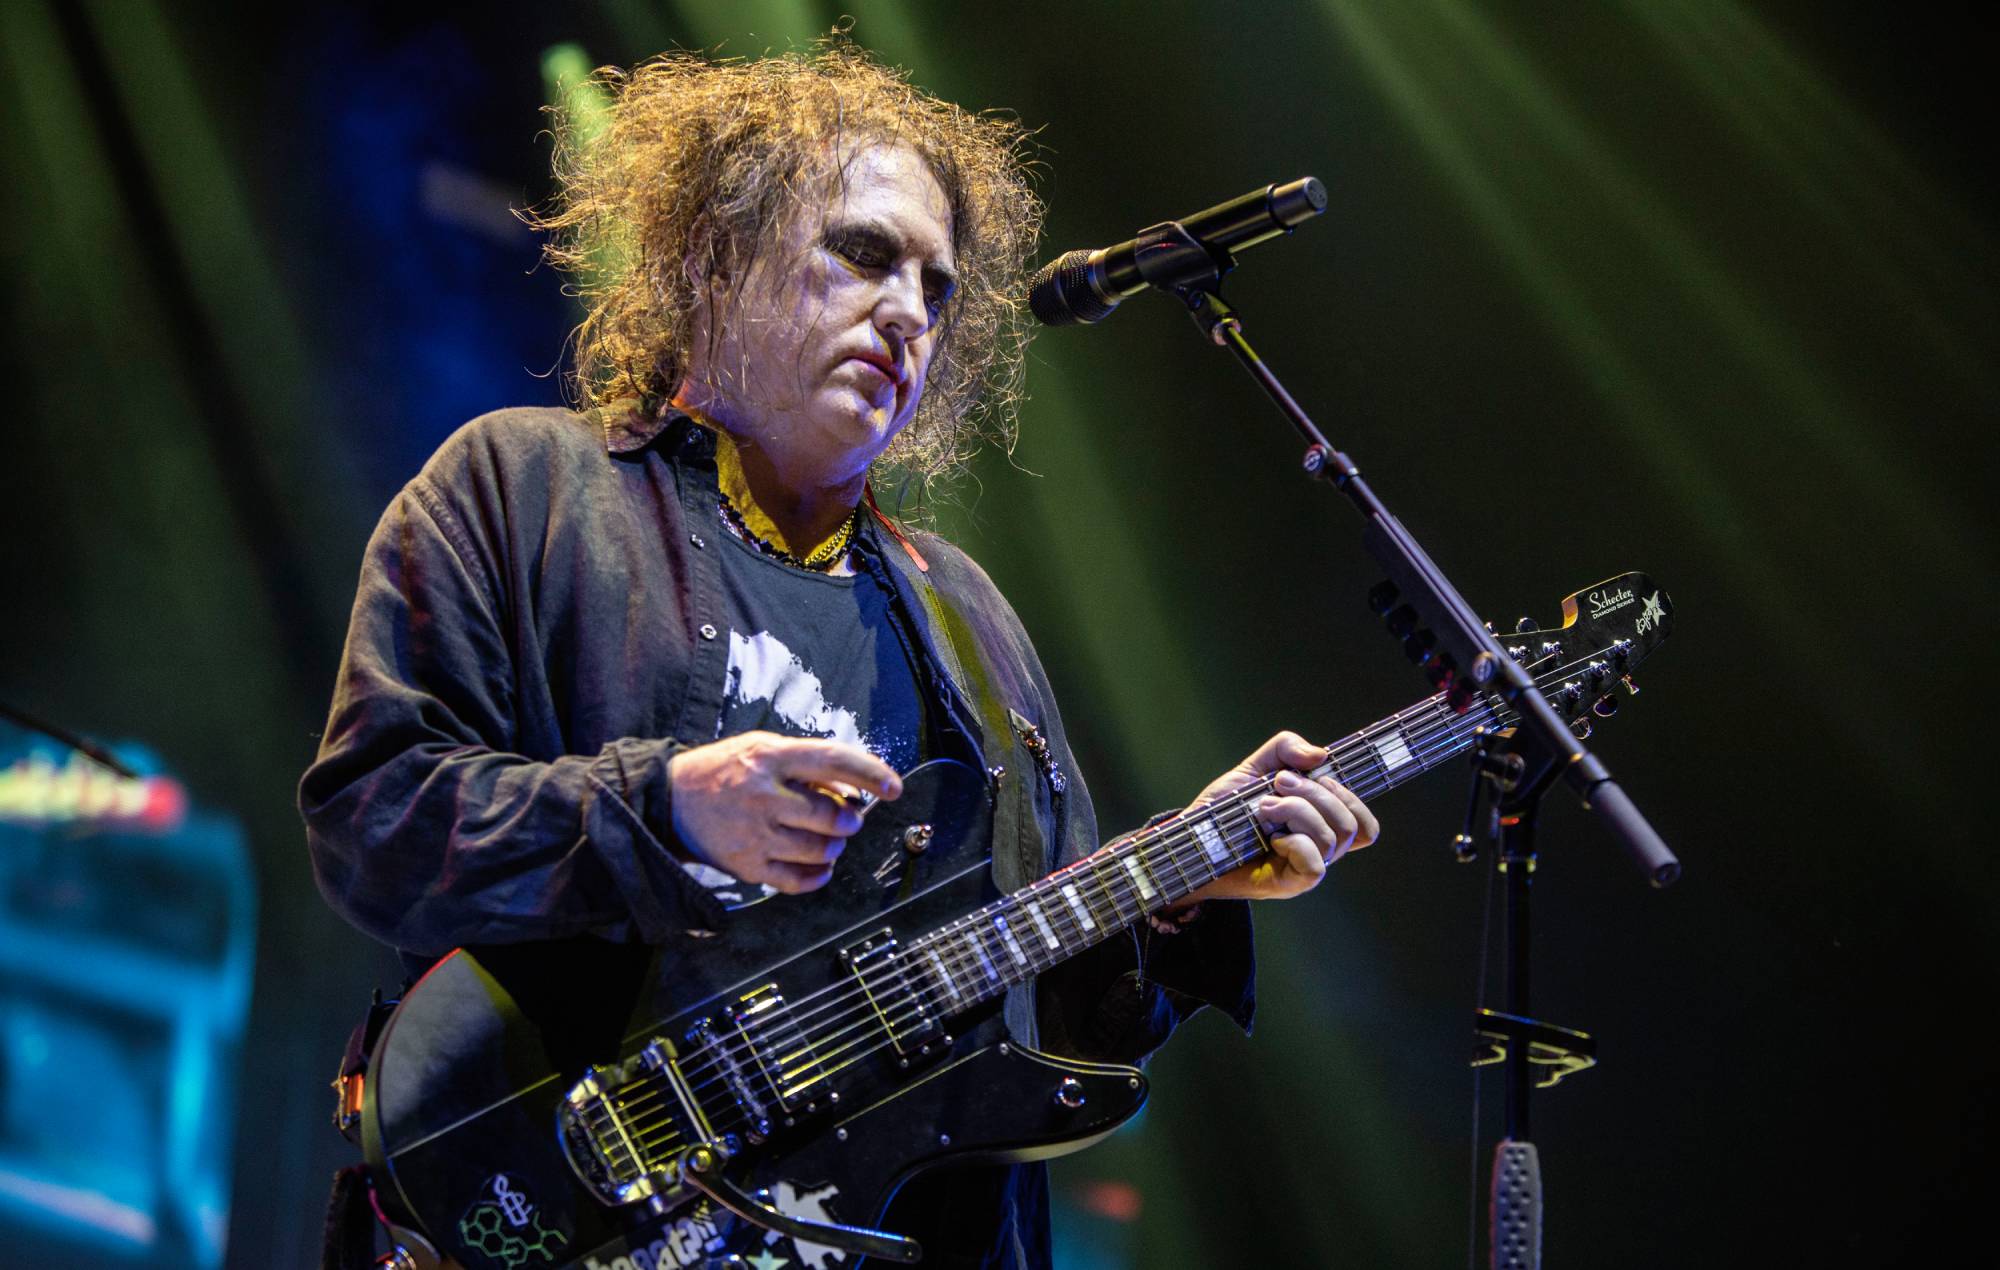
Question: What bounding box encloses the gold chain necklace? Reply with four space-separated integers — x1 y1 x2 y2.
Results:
716 495 860 572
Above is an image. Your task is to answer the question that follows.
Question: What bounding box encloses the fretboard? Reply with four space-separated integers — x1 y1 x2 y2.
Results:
902 690 1509 1010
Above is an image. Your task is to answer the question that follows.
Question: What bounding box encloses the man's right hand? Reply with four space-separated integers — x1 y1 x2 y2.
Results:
667 731 903 893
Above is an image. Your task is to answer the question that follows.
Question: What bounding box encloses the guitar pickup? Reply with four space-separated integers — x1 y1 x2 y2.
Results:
841 930 945 1059
731 985 833 1116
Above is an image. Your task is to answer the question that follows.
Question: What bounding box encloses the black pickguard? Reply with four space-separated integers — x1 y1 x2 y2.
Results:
362 758 1148 1270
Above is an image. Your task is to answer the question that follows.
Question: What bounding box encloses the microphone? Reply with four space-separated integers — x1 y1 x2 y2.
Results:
1028 177 1327 325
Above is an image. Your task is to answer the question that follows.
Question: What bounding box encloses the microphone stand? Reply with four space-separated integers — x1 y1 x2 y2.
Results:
0 698 138 778
1131 225 1680 1268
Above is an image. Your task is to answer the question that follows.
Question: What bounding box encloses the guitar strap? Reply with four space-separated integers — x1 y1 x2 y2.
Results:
864 496 1047 887
866 490 977 734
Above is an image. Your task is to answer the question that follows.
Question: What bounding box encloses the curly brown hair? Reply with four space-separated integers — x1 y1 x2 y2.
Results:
530 38 1044 482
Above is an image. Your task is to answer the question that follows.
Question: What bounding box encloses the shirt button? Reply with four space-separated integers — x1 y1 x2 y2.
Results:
699 623 718 640
689 532 706 549
686 425 703 445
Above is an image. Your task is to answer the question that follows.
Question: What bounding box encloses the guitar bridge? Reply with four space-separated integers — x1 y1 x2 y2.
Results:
555 1038 717 1207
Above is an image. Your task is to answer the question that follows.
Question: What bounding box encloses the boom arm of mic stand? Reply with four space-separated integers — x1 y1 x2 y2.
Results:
1180 288 1680 887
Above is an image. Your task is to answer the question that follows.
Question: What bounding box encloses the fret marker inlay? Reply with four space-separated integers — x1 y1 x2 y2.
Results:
995 916 1028 966
1121 855 1156 900
968 932 998 984
926 949 961 1001
1194 818 1229 865
1060 884 1094 930
1026 901 1060 950
1372 731 1415 771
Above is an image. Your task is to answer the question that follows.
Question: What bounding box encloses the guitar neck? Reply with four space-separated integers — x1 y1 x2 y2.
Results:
905 690 1507 1008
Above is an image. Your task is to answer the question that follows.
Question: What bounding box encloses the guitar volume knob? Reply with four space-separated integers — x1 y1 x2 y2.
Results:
1054 1078 1086 1110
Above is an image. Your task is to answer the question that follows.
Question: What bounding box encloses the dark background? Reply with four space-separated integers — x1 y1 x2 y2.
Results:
2 1 1993 1265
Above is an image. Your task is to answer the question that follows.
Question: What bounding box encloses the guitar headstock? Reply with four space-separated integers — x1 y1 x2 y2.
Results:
1493 573 1674 737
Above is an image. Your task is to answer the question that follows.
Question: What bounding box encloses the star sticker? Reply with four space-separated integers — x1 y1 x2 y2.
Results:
746 1250 791 1270
1636 591 1665 635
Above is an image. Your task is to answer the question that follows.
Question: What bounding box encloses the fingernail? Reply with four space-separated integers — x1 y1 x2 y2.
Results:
1276 772 1303 790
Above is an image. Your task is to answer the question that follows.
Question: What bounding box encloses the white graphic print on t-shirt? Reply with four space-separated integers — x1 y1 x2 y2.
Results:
724 629 866 749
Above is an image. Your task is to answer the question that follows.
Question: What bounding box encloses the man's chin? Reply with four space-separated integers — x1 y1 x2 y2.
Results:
800 397 909 468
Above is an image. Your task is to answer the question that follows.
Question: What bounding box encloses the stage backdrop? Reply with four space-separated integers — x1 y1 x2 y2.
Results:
0 1 1991 1265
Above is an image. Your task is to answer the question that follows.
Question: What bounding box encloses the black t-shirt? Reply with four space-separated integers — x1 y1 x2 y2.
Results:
714 532 928 771
687 531 931 908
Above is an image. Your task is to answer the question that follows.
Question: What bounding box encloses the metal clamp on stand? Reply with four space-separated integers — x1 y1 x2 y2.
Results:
675 1146 922 1265
1460 727 1598 1270
1472 1011 1596 1090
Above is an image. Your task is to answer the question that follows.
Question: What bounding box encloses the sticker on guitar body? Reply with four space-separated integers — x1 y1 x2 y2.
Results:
576 1181 847 1270
458 1175 569 1268
760 1180 847 1269
578 1204 726 1270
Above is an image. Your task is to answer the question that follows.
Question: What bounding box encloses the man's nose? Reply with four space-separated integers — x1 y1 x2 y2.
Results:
875 265 930 342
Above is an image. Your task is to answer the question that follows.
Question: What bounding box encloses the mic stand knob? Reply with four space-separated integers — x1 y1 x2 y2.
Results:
1454 731 1514 862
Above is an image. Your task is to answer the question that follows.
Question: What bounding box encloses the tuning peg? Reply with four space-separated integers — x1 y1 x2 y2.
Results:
1620 674 1640 696
1386 604 1419 639
1514 616 1538 634
1569 716 1593 740
1403 630 1437 666
1425 657 1457 690
1592 694 1619 718
1368 581 1400 614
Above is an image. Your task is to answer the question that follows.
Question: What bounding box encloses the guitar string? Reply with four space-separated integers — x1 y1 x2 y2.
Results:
625 654 1535 1097
598 644 1627 1159
613 796 1278 1162
618 730 1499 1165
596 643 1621 1157
600 707 1495 1174
665 652 1552 1072
607 790 1282 1154
606 693 1517 1155
599 657 1567 1151
645 668 1517 1088
611 686 1541 1165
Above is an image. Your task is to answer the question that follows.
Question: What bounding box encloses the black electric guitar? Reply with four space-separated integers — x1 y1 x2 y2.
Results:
358 573 1673 1270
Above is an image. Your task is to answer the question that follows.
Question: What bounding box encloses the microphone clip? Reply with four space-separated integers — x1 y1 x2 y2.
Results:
1131 219 1236 298
1135 221 1238 345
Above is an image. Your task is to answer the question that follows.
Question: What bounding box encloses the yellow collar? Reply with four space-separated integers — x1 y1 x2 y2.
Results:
682 408 857 564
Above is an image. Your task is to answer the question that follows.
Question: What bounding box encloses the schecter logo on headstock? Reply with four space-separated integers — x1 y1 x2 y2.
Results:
1587 586 1636 620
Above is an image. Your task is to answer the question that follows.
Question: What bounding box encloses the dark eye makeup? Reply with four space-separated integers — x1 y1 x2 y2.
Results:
822 223 958 317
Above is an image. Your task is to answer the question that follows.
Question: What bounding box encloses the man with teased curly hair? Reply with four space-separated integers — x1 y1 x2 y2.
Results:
303 37 1376 1270
534 39 1040 485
